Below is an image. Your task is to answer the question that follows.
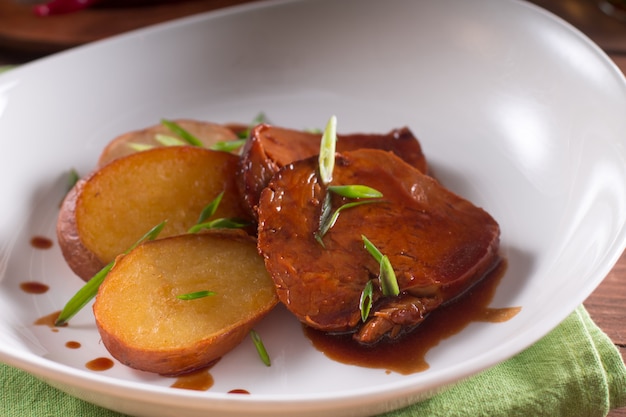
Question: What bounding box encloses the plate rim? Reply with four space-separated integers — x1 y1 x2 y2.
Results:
1 0 626 415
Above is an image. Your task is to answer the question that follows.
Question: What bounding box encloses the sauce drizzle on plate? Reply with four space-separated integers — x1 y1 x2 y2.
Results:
30 236 53 249
20 281 49 294
171 368 215 391
304 260 520 374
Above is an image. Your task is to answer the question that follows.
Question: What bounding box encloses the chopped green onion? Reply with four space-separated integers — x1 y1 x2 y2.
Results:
209 139 247 152
196 192 224 225
55 221 167 326
379 255 399 296
161 119 203 147
361 235 399 296
314 192 333 247
250 329 271 366
66 169 80 192
128 131 210 152
127 142 155 152
359 280 374 322
188 218 250 233
251 112 268 125
328 185 383 199
236 112 269 139
177 290 215 300
188 192 249 233
318 115 337 185
55 263 113 327
315 199 383 245
154 134 187 147
362 234 383 263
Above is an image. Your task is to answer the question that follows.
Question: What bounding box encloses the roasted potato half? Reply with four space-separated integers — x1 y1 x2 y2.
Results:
97 119 241 168
93 231 278 375
57 146 252 281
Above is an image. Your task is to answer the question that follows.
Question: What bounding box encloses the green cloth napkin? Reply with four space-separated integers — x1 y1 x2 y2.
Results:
1 305 625 417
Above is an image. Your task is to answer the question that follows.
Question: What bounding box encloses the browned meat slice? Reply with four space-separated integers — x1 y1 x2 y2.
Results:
238 124 427 217
257 148 500 344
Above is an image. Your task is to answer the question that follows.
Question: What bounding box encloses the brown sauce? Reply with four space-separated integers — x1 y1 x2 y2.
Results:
20 281 49 294
34 310 66 331
65 341 81 349
228 389 251 395
171 369 214 391
86 357 114 371
30 236 53 249
304 260 520 374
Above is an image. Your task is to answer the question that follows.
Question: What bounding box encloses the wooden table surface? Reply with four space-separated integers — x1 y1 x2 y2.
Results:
0 0 625 416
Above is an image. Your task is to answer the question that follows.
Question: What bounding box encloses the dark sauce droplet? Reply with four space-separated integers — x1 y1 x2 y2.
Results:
168 359 219 391
228 389 251 395
30 236 53 249
65 341 81 349
86 357 114 371
171 369 214 391
20 281 49 294
304 260 520 374
34 310 65 331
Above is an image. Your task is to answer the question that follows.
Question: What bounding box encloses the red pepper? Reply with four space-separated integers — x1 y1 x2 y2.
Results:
33 0 102 16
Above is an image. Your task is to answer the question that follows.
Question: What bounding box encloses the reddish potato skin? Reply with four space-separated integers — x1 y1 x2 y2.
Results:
238 124 428 217
97 119 240 168
96 286 270 376
57 146 252 281
97 315 255 376
93 232 278 376
57 178 106 280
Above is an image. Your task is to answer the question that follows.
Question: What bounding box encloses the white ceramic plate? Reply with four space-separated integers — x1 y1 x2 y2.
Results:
1 0 626 416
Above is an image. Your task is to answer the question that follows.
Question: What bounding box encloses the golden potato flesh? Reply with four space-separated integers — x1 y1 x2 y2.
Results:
57 146 252 281
93 231 278 376
97 119 240 167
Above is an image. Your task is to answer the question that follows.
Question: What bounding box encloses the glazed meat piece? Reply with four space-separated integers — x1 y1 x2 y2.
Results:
238 124 427 216
257 148 500 344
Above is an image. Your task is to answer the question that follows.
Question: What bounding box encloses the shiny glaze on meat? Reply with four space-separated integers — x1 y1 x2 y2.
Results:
238 124 427 217
257 148 500 344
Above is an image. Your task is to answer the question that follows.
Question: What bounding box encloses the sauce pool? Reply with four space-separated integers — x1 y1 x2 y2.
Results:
34 310 65 331
304 260 520 374
171 369 214 391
